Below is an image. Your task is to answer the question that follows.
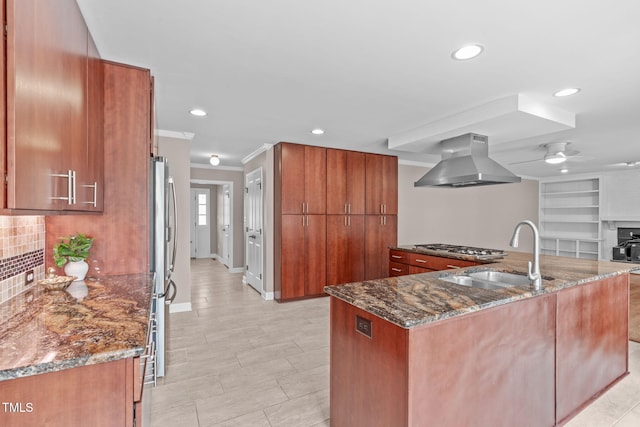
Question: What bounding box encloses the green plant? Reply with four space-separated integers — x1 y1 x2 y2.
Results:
53 233 94 267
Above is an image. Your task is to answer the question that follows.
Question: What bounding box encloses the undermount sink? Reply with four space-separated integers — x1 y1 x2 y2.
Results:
440 270 534 290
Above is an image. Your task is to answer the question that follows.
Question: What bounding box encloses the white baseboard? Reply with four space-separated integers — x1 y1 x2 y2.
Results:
263 291 274 301
228 266 244 273
169 302 192 313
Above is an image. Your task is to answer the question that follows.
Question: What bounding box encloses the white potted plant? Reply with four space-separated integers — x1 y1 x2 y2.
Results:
53 233 94 281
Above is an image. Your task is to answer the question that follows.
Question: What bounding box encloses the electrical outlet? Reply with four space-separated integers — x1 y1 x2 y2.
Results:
25 270 34 285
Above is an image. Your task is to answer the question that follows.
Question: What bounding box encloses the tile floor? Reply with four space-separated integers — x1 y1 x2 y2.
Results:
150 258 640 426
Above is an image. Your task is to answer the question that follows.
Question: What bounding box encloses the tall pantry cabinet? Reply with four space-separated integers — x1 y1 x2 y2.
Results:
275 142 397 301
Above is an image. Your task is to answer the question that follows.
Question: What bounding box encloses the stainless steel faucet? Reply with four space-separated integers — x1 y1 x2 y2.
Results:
509 220 542 290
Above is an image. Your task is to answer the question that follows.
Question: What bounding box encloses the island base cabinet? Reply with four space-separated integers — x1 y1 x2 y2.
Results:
556 274 629 424
0 358 139 427
330 294 556 427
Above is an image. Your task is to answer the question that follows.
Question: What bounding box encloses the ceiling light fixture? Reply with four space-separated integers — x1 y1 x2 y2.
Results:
553 88 580 97
451 44 485 60
626 161 640 167
190 108 207 117
544 152 567 164
209 155 220 166
560 168 569 174
311 128 325 135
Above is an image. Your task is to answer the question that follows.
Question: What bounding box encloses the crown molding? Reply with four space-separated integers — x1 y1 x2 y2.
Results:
242 143 274 164
156 129 195 140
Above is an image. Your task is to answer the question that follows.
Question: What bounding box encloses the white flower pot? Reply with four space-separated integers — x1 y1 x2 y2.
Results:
64 260 89 281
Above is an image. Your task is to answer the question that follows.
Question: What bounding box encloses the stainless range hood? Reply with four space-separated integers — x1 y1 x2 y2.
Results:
414 133 521 188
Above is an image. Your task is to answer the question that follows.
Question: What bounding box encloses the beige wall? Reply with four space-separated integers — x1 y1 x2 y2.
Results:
190 167 245 270
398 164 539 252
158 136 193 310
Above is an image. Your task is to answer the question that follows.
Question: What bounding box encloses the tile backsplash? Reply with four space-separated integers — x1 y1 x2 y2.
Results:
0 216 45 304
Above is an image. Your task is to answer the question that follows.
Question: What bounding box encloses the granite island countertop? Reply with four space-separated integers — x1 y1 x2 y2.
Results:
324 251 637 329
0 273 153 381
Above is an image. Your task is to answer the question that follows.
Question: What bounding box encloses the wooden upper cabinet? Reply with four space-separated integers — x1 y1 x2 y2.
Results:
4 0 102 212
327 149 365 214
278 142 326 214
0 0 5 208
365 153 398 215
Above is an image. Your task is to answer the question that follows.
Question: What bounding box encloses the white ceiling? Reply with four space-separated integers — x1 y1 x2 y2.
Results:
77 0 640 178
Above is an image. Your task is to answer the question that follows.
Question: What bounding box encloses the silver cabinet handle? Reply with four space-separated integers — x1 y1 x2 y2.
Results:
391 255 403 259
415 259 428 264
391 268 403 272
169 177 178 274
50 170 75 204
345 203 348 214
446 265 461 269
81 182 98 207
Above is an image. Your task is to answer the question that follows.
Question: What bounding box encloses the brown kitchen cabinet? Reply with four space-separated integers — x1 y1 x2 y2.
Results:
277 214 327 300
327 149 365 214
365 215 398 280
365 153 398 215
2 0 103 212
277 142 326 214
0 358 141 427
327 214 365 286
389 249 478 276
46 62 152 275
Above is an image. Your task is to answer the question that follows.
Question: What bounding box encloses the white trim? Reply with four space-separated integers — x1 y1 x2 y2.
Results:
262 291 274 301
190 163 244 172
242 143 273 165
169 302 192 313
156 129 195 140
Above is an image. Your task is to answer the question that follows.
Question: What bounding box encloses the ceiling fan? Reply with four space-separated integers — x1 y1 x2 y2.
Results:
509 142 581 166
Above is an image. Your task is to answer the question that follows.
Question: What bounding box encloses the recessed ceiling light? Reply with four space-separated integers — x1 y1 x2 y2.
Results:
553 88 580 97
209 155 220 166
190 108 207 117
451 44 484 60
560 168 569 174
311 128 325 135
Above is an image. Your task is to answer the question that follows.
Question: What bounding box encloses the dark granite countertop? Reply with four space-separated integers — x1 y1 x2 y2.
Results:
324 251 637 329
0 273 154 381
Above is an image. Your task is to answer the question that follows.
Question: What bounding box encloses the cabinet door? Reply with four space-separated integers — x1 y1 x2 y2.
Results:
364 215 398 280
6 0 89 210
327 215 365 286
76 32 104 211
279 143 306 214
365 154 397 215
327 150 365 214
304 214 327 296
304 146 327 214
280 215 306 299
0 0 5 208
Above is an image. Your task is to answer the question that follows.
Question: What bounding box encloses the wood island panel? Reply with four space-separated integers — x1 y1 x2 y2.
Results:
556 274 630 423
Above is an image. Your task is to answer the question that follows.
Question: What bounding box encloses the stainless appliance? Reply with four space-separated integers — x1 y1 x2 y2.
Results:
612 227 640 263
414 243 506 260
413 133 521 188
150 157 178 379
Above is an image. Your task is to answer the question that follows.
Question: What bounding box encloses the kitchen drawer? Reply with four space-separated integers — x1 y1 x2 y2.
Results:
408 253 477 271
409 265 432 274
389 262 409 276
389 249 409 264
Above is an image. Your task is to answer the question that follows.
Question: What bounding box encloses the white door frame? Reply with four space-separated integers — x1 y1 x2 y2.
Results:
190 179 237 272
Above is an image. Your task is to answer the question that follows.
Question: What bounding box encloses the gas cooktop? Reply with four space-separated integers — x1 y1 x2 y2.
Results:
414 243 506 259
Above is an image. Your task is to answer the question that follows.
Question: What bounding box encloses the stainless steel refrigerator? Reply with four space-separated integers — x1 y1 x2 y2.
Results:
150 156 177 379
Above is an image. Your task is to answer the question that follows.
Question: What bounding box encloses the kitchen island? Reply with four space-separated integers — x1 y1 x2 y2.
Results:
0 274 154 427
325 252 634 427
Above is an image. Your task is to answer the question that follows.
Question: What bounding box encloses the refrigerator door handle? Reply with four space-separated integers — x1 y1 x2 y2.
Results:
164 279 177 304
168 176 178 274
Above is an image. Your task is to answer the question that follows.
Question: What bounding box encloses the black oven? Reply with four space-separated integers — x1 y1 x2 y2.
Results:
612 227 640 263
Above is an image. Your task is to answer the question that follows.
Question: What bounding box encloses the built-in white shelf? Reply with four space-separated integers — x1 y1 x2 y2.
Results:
540 177 601 260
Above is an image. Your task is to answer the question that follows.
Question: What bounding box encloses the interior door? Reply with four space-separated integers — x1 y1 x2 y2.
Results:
222 185 231 266
245 169 263 293
190 188 211 259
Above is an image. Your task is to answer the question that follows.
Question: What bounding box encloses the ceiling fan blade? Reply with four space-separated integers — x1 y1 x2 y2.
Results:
509 158 543 165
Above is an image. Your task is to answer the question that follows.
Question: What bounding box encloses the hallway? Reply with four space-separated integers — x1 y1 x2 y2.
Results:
150 258 640 427
150 259 330 426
